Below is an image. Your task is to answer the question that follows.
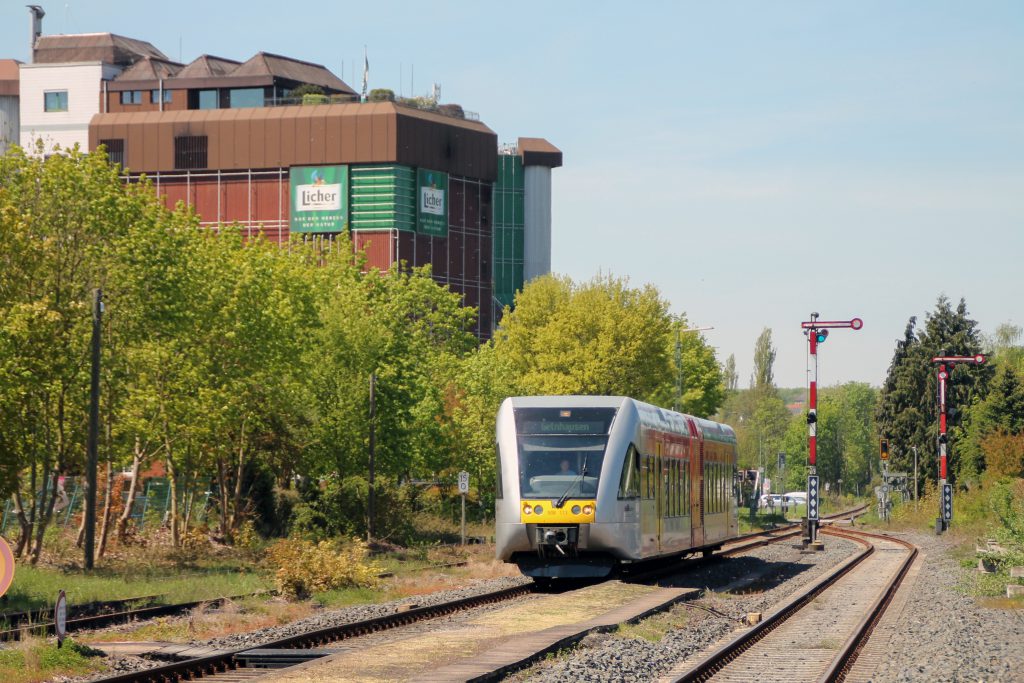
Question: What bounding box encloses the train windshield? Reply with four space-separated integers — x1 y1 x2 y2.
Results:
514 408 615 499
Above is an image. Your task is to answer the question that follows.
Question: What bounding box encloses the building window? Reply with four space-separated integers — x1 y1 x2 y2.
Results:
228 88 264 109
174 135 208 170
189 89 218 110
99 139 125 167
150 89 173 104
44 90 68 112
120 90 143 105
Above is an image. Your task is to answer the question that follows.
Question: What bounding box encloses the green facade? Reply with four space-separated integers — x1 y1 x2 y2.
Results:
350 165 417 232
492 154 525 310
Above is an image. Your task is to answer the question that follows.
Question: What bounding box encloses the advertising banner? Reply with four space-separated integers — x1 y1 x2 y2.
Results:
417 168 448 237
290 165 348 233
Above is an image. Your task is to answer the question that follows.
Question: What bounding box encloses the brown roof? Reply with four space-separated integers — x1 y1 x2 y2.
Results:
0 59 19 97
33 33 167 66
113 56 183 82
230 52 354 94
518 137 563 168
89 101 497 179
176 55 241 79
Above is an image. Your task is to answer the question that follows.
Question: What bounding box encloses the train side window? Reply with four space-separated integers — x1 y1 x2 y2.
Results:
495 443 503 499
618 445 640 499
641 454 651 499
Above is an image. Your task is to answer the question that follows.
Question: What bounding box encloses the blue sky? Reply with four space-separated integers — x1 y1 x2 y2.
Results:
3 1 1021 388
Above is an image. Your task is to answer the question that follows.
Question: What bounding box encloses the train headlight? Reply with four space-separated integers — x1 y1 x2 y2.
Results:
582 504 594 515
571 505 581 515
533 504 544 515
522 504 533 515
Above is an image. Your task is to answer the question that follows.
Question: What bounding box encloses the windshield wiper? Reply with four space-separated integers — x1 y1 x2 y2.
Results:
554 456 588 509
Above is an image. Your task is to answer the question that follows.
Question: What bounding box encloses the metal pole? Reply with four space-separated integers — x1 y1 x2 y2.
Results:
84 288 102 570
368 372 376 542
912 446 918 507
937 364 947 533
460 493 466 546
806 323 819 546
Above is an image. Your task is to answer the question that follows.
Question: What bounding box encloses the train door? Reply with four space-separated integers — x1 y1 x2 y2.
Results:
655 442 663 552
688 419 704 548
641 448 658 555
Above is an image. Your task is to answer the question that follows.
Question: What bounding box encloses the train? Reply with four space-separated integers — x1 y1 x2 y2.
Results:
495 396 739 579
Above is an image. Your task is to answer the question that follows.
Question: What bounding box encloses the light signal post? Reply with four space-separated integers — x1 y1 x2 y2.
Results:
801 313 863 549
932 354 985 534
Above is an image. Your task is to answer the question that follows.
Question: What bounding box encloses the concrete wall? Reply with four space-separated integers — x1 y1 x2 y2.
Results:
0 95 18 154
19 61 120 152
523 164 552 282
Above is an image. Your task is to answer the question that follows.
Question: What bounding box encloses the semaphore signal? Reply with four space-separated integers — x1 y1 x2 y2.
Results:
931 353 985 534
800 313 863 550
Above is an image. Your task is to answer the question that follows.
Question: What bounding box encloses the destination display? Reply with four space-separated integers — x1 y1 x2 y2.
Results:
514 408 617 435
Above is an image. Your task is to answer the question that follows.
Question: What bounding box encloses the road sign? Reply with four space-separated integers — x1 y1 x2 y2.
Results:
807 475 819 520
0 537 14 599
457 471 470 494
55 590 67 647
941 483 953 521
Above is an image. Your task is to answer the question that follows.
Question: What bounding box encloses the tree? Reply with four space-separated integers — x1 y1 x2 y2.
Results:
722 354 738 393
493 274 672 400
751 328 776 391
0 144 148 562
876 297 992 486
648 318 723 418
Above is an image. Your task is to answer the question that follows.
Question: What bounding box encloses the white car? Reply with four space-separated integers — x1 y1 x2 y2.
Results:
783 491 808 504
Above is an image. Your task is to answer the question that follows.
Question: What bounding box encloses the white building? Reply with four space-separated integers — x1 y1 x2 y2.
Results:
0 60 19 154
18 33 165 154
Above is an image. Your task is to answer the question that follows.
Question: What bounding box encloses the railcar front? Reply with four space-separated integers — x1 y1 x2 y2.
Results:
494 396 640 579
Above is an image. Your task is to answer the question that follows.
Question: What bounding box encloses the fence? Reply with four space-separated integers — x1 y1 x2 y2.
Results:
0 475 213 536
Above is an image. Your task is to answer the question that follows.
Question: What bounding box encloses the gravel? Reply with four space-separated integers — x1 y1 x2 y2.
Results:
202 574 531 650
76 574 531 681
862 530 1024 683
506 535 860 682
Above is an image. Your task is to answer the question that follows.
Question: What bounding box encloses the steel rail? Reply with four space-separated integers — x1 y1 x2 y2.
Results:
666 530 876 682
0 592 271 642
90 583 534 683
816 528 918 682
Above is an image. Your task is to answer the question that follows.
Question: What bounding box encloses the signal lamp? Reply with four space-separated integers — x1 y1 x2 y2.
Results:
815 329 829 344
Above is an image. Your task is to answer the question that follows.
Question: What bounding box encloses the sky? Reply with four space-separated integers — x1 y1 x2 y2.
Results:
2 1 1021 389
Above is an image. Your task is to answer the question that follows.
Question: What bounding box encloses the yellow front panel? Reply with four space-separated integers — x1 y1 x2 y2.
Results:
519 499 596 524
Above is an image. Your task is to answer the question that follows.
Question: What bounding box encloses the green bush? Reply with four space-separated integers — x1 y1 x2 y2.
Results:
368 88 395 102
290 476 414 543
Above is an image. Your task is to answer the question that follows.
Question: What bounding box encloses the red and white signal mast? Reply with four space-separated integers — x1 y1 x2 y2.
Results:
800 313 863 549
931 353 985 534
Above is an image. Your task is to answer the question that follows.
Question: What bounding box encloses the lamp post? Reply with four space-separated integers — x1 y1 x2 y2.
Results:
673 323 713 412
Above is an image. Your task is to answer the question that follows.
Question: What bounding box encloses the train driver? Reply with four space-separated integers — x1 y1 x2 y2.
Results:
559 458 575 476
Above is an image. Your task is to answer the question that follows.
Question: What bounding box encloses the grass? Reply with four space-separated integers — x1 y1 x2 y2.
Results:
0 637 106 683
2 563 271 617
615 605 693 642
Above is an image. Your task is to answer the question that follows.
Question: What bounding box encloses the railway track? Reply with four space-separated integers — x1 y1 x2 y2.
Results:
88 507 868 682
0 592 273 643
660 526 918 683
